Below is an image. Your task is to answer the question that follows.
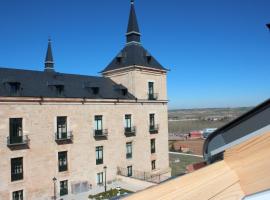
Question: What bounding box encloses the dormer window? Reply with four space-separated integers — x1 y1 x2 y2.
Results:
121 89 128 96
116 57 122 64
91 87 99 95
146 55 152 63
145 52 152 64
55 85 64 95
9 82 21 94
116 52 123 64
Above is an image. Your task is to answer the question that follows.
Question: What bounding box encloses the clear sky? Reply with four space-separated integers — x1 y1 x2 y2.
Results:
0 0 269 109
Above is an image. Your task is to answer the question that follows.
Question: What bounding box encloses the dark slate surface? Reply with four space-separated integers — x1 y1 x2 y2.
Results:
102 44 167 72
45 40 53 64
127 1 140 34
0 67 136 99
203 98 270 163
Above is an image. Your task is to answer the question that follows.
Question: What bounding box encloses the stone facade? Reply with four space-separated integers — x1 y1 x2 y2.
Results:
0 68 170 199
103 67 167 101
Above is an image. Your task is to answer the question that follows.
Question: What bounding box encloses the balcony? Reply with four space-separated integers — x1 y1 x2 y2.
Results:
124 126 136 137
126 153 132 159
148 93 158 100
7 135 29 148
96 159 103 165
149 124 159 134
55 131 73 144
59 164 68 172
93 129 108 140
11 172 23 182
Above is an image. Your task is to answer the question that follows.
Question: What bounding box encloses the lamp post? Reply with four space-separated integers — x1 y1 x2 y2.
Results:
103 165 107 193
52 177 57 200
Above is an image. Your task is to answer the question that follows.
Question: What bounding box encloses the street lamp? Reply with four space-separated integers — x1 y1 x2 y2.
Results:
52 177 57 200
103 166 107 193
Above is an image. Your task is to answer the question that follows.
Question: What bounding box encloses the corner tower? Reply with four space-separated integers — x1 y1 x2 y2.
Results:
102 0 168 101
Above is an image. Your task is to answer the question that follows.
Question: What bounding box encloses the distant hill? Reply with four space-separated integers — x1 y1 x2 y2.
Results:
168 107 252 134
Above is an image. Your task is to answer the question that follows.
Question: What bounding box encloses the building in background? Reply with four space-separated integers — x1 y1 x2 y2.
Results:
0 1 170 199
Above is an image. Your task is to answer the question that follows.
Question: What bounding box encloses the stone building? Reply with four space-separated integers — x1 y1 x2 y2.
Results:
0 1 170 199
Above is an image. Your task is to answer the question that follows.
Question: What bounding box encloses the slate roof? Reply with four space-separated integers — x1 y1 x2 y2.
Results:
203 98 270 163
0 67 135 99
102 44 166 73
102 0 167 73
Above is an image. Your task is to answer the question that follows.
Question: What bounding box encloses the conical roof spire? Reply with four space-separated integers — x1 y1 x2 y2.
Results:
126 0 141 45
44 38 54 72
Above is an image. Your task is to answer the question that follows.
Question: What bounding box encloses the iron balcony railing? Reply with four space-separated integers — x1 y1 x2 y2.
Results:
94 129 108 138
55 131 73 142
11 172 23 181
148 93 158 100
149 124 159 134
126 153 132 159
60 188 68 196
7 135 29 147
96 158 103 165
151 148 156 154
59 164 68 172
124 126 136 136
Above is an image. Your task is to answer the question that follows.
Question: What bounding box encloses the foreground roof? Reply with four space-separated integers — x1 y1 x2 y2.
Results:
203 98 270 163
0 67 135 99
125 130 270 200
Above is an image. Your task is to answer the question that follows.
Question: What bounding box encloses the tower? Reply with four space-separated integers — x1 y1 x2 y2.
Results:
102 0 168 101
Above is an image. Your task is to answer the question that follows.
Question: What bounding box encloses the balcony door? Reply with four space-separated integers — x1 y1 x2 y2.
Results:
149 114 155 128
95 116 103 135
57 117 67 139
9 118 23 144
148 82 154 99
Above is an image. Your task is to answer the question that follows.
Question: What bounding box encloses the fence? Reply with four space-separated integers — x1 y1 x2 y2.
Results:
117 167 170 184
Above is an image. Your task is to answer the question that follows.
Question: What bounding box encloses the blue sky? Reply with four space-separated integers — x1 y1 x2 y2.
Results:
0 0 269 109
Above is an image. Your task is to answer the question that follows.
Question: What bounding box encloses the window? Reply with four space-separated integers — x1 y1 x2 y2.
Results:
12 190 23 200
94 115 103 133
149 114 155 128
9 118 23 144
11 157 23 181
151 160 156 170
121 89 128 96
127 166 132 177
126 142 132 159
60 180 68 196
148 82 154 95
91 87 99 95
96 146 103 165
116 55 122 64
97 172 104 185
125 115 132 129
57 117 67 139
9 82 21 94
58 151 68 172
55 85 64 95
148 82 155 100
151 139 156 154
146 55 152 63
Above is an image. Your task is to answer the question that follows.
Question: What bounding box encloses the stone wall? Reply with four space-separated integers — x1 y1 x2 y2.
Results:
0 100 170 200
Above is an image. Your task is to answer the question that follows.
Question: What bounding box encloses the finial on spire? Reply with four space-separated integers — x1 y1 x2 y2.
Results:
44 38 55 72
126 0 141 45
